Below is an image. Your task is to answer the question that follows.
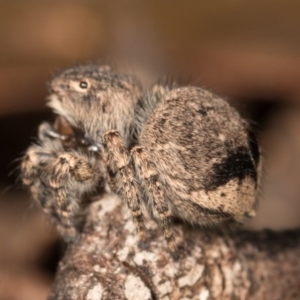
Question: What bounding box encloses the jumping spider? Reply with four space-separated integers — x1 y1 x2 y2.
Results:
21 64 260 251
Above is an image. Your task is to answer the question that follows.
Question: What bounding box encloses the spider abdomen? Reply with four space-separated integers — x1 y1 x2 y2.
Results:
139 86 258 225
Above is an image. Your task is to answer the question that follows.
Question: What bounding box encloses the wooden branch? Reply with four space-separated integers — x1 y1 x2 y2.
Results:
49 193 300 300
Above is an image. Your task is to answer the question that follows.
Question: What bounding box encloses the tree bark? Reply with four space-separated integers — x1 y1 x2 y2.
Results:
49 193 300 300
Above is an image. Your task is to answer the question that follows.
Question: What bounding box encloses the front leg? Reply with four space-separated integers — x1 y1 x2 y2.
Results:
21 142 79 241
103 130 147 241
31 179 80 243
46 151 104 241
48 152 101 204
131 146 176 252
21 140 103 242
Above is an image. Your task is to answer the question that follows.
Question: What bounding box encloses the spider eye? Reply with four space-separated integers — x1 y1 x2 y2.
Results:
79 81 88 89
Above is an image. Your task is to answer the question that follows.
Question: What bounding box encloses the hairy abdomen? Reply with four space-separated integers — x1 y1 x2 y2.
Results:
139 87 258 224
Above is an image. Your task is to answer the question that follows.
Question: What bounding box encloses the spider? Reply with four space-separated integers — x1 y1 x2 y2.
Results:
21 63 260 251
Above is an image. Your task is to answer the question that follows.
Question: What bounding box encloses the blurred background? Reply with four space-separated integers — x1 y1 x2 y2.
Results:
1 1 300 299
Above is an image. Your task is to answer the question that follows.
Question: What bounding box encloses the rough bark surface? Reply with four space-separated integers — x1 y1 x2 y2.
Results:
49 193 300 300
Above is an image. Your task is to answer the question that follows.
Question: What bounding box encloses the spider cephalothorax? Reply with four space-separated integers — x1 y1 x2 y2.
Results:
21 63 260 251
48 64 142 146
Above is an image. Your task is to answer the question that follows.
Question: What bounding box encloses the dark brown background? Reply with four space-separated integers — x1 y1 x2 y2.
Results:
1 2 300 299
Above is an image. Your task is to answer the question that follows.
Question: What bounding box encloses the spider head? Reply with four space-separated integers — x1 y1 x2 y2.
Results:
47 64 142 145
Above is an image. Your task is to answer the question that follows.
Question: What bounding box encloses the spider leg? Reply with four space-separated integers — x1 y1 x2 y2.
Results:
31 180 80 242
103 130 147 241
21 141 102 243
21 143 79 241
131 146 176 252
48 151 102 240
